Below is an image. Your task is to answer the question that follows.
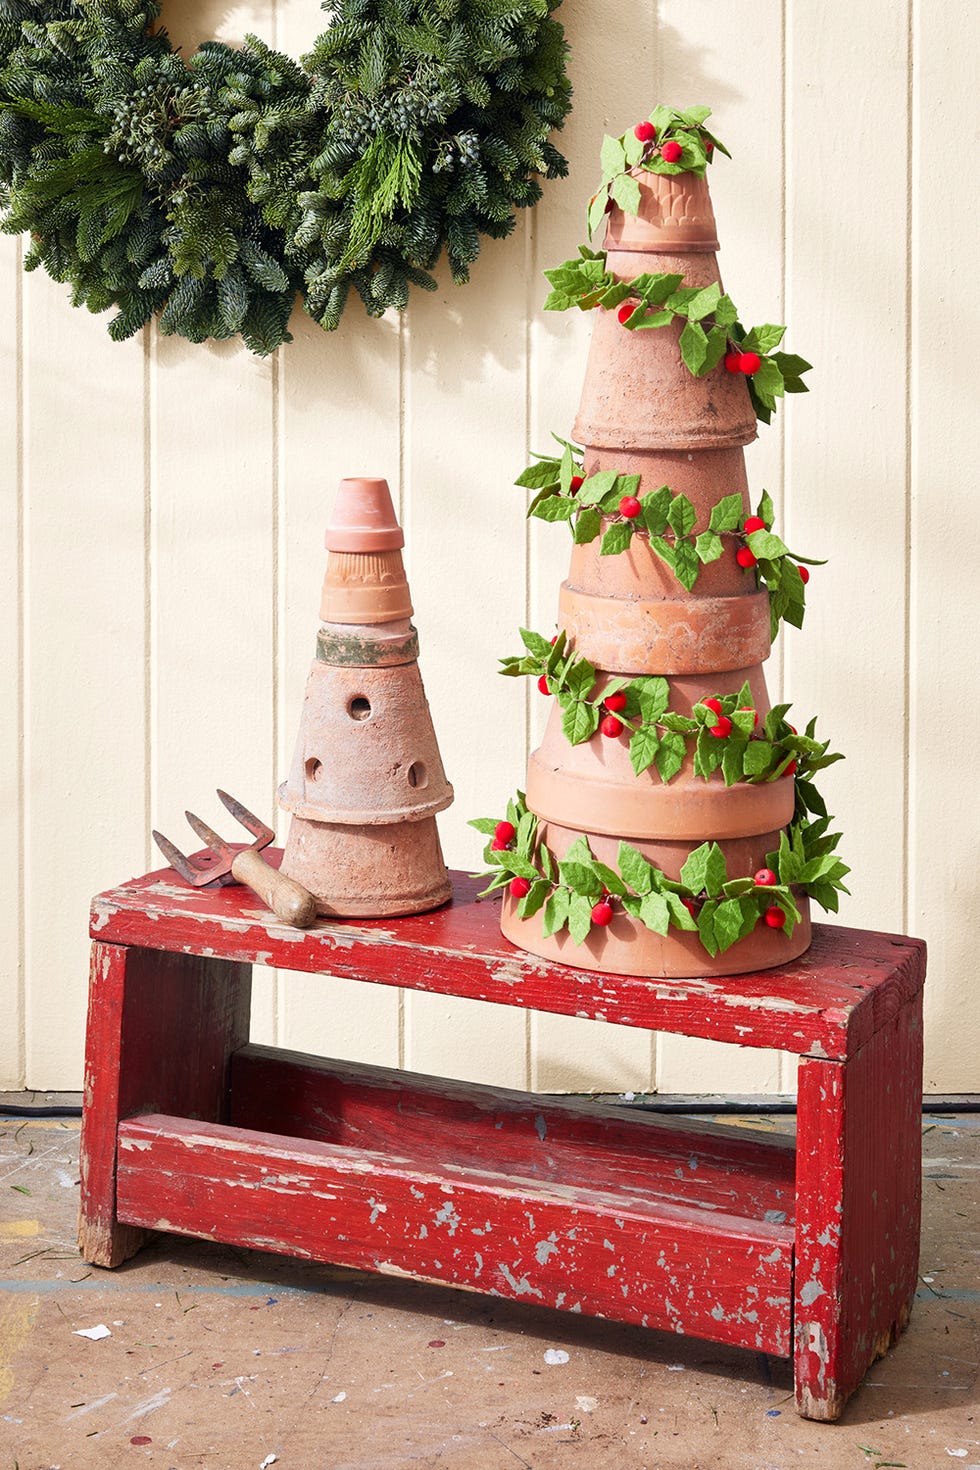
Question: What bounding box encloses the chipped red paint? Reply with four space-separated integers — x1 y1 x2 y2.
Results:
80 864 926 1419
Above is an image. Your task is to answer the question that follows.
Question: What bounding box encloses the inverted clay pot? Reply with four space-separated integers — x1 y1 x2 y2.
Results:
603 166 719 254
279 477 453 917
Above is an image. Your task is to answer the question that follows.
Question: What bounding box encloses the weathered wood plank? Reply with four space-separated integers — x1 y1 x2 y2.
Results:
230 1043 797 1224
78 942 251 1267
116 1112 794 1354
793 991 923 1420
92 864 926 1059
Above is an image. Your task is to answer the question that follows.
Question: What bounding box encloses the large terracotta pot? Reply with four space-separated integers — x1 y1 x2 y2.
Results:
501 163 811 978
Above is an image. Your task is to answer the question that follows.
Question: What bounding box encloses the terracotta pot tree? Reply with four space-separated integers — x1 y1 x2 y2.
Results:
474 106 849 978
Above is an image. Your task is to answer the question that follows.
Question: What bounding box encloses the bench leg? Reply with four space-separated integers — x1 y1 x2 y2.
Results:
79 940 251 1267
794 992 923 1419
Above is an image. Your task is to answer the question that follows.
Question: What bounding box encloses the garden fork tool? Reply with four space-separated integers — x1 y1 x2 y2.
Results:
152 789 317 928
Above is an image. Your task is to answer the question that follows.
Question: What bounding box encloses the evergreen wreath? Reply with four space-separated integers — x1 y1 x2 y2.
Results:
0 0 571 354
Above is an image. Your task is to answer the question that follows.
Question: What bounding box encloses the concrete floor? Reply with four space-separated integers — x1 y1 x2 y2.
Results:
1 1105 977 1470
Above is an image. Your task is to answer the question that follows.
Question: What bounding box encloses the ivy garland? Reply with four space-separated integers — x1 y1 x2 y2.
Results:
515 438 822 640
471 794 850 958
500 628 844 797
0 0 571 353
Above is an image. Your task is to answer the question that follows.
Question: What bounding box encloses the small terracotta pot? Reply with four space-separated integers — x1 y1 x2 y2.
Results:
603 166 719 254
499 819 811 979
282 814 452 918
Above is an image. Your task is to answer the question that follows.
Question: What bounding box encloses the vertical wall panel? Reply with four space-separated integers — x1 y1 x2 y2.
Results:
909 5 980 1090
784 2 910 940
402 233 531 1086
0 237 23 1088
22 276 148 1086
150 0 278 1044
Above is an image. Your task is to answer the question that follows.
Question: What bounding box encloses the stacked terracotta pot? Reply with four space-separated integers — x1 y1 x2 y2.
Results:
279 477 453 917
500 167 811 977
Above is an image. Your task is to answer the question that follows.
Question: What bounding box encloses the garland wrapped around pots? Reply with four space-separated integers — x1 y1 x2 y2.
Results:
0 0 570 353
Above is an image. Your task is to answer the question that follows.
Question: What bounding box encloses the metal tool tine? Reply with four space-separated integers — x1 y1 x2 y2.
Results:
184 810 234 860
152 829 212 888
216 789 274 848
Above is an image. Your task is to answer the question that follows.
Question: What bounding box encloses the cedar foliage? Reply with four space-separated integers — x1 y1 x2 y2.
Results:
0 0 570 351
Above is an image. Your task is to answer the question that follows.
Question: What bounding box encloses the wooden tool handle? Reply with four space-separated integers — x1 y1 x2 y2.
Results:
231 848 318 928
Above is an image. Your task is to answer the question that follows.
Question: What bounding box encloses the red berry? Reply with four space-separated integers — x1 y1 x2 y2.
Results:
738 706 760 728
619 495 641 519
494 820 515 845
798 564 810 584
724 352 742 374
634 121 656 143
660 140 683 163
509 876 531 899
600 714 624 738
490 838 508 852
754 868 778 887
701 696 723 716
591 899 614 927
617 301 636 326
784 758 797 777
682 897 698 917
537 674 551 695
764 905 786 929
603 690 627 713
709 715 732 739
706 140 714 154
738 351 762 375
743 515 766 534
569 474 584 493
788 725 798 735
736 546 758 569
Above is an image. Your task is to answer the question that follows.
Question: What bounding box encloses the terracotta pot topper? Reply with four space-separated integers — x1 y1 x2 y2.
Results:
472 109 848 977
279 476 453 918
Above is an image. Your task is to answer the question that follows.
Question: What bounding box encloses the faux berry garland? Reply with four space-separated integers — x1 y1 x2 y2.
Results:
516 441 821 638
500 628 843 798
471 794 850 957
0 0 570 353
587 104 729 235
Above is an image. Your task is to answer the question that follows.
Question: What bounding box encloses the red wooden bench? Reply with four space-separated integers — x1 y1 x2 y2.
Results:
80 860 925 1420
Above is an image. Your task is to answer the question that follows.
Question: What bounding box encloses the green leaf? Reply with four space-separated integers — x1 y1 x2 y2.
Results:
515 458 562 489
618 842 655 895
743 739 774 776
600 133 627 180
542 886 571 937
611 173 641 217
756 489 775 526
703 843 729 897
747 529 790 560
633 308 674 331
679 319 709 375
562 699 601 745
693 531 723 567
680 842 711 894
517 879 551 919
697 900 719 956
708 493 743 534
650 536 677 573
629 722 661 776
742 323 786 353
568 893 595 945
721 742 744 786
565 657 597 699
713 293 738 328
752 356 785 402
469 817 501 836
639 890 671 936
655 730 686 782
588 189 609 237
667 493 697 537
623 129 646 167
593 861 628 897
632 676 669 723
771 352 812 379
703 324 729 373
497 853 540 882
713 897 748 953
577 470 619 505
601 522 635 557
685 282 722 322
529 495 576 523
641 486 672 535
573 507 602 544
559 860 603 899
519 628 551 659
516 809 537 855
638 272 685 306
673 539 701 591
665 890 698 930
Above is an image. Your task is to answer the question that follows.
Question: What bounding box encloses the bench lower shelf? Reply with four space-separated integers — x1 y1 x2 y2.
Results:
115 1043 797 1356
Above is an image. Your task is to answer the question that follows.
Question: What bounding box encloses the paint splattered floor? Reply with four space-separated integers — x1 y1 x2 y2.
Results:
1 1106 977 1469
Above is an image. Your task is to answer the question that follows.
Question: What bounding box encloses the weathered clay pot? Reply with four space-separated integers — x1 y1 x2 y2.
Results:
279 477 453 917
499 159 810 978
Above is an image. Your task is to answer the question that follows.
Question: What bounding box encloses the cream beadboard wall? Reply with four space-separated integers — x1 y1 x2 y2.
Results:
2 0 977 1095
